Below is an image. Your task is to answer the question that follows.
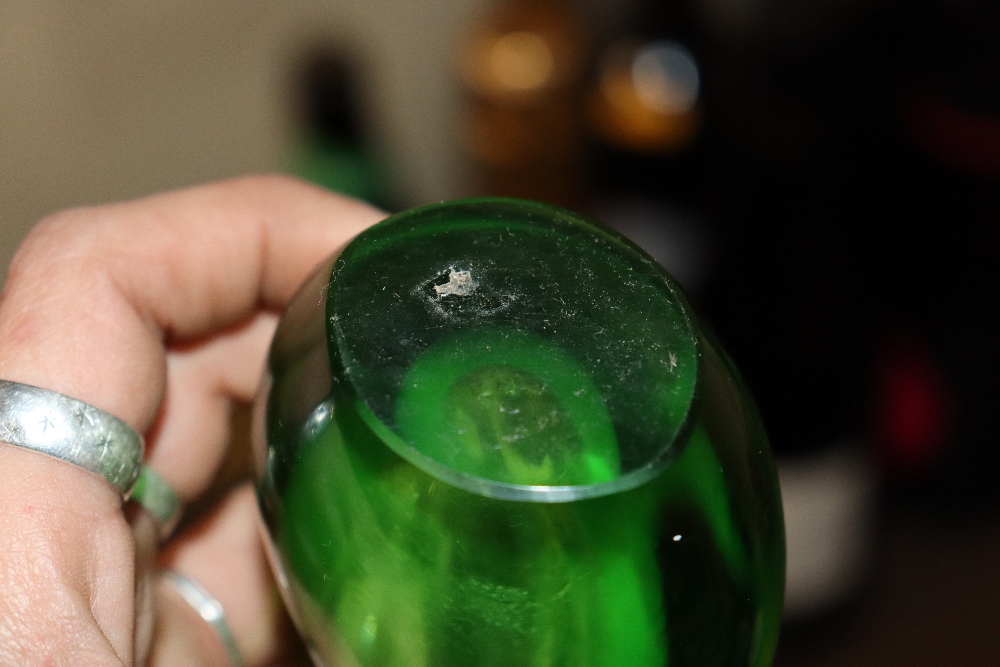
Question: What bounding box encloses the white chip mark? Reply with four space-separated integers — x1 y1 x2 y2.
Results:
434 268 479 297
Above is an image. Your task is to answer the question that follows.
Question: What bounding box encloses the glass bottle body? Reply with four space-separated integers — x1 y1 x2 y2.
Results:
255 199 784 667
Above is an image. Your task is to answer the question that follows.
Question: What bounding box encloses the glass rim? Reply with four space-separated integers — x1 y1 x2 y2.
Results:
331 196 702 503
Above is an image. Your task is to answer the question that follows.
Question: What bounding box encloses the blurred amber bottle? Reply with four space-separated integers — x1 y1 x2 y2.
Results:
587 36 700 156
585 1 706 198
459 0 588 208
583 0 712 297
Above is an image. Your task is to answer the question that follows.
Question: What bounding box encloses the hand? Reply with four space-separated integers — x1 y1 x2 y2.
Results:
0 175 384 666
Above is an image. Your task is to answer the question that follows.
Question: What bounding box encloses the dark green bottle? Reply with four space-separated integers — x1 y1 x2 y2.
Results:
288 50 391 209
255 198 784 666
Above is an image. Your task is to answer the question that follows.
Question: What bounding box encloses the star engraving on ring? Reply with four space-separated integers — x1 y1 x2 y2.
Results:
39 414 55 433
2 418 23 439
75 407 95 428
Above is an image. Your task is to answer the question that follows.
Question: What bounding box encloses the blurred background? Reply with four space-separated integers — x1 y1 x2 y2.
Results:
2 0 999 664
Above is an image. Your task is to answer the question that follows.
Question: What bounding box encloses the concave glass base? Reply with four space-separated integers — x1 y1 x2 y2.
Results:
255 198 784 667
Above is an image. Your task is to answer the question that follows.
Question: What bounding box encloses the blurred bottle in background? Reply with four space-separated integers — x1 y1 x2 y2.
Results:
459 0 589 208
583 0 713 297
289 48 394 210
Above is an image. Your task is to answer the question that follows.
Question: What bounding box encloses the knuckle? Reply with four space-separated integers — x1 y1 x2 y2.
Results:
7 207 103 280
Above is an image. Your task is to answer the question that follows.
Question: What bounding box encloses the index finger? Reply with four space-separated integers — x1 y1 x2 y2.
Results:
0 174 384 432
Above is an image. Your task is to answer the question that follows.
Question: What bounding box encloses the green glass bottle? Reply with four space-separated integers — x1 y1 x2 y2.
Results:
254 198 784 666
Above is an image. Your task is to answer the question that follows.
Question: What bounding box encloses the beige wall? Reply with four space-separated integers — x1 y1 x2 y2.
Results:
0 0 487 277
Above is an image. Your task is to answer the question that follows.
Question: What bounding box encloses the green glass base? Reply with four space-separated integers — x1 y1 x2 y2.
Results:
255 198 784 667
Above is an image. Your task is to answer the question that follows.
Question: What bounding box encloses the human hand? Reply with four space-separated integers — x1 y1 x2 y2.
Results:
0 175 384 666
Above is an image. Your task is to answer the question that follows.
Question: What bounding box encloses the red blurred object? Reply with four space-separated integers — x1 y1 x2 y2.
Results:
874 337 954 477
905 93 1000 178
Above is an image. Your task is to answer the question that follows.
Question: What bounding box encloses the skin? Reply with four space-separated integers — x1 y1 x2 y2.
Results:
0 175 385 666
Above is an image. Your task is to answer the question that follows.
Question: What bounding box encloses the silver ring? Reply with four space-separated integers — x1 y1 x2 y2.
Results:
130 465 182 540
162 570 243 667
0 380 142 494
